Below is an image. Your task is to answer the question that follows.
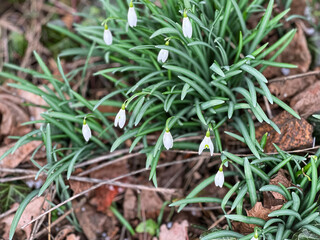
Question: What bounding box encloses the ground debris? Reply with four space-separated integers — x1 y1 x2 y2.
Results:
255 111 313 152
158 220 189 240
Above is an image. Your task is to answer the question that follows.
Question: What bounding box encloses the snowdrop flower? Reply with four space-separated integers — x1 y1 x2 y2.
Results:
182 11 192 38
82 118 92 142
251 234 258 240
198 130 214 156
251 229 259 240
163 128 173 150
157 40 169 63
114 104 126 128
215 167 224 188
103 24 113 45
127 1 137 27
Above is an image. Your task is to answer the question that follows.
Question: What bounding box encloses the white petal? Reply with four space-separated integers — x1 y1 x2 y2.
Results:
158 49 169 63
207 137 214 156
118 109 126 128
82 123 92 142
157 49 164 62
128 7 137 27
250 237 258 240
163 131 173 150
215 171 224 188
104 29 113 45
114 109 125 127
182 17 192 38
198 136 207 155
161 49 169 63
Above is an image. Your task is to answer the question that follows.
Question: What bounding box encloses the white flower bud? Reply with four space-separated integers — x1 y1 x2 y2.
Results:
82 119 92 142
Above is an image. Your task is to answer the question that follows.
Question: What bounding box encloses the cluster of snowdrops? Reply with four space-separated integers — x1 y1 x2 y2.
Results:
81 2 258 239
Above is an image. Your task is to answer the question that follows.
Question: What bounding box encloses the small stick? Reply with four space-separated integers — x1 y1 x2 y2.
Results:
208 209 233 230
269 70 320 83
263 96 273 119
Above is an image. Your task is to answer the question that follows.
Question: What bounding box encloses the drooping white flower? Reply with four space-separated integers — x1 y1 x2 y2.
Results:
251 230 259 240
157 49 169 63
215 167 224 188
127 1 137 27
182 11 192 38
157 40 170 63
82 118 92 142
114 104 126 128
163 130 173 150
103 24 113 45
198 130 214 156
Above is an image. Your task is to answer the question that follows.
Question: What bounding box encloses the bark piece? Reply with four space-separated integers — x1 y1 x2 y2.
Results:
290 81 320 118
255 111 313 152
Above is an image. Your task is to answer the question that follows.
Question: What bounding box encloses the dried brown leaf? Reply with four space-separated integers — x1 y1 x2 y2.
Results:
159 220 189 240
0 95 30 138
54 226 74 240
269 169 292 201
75 204 108 240
290 80 320 118
141 190 163 219
66 233 80 240
123 189 137 220
0 196 50 239
0 141 41 169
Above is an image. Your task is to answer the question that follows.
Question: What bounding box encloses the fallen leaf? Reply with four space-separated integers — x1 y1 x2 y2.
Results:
124 189 137 220
269 169 292 201
233 202 282 234
75 203 118 240
255 111 313 152
16 88 48 129
0 141 42 169
54 226 74 240
141 190 163 219
264 23 311 79
246 202 282 221
89 160 129 212
159 220 189 240
268 73 317 100
1 196 50 239
66 233 80 240
0 94 31 138
68 169 93 195
290 81 320 118
94 185 119 212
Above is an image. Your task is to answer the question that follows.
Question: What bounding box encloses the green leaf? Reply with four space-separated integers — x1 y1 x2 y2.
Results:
9 190 40 240
210 62 225 77
225 215 266 226
170 197 225 207
110 205 135 235
244 158 257 206
136 219 158 236
268 209 301 221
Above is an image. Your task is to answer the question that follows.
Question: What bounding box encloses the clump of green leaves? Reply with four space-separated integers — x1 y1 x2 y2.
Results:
0 183 30 212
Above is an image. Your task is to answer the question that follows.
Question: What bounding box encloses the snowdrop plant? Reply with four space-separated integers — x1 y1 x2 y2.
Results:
114 104 126 129
157 40 170 63
182 10 192 38
103 24 112 45
214 166 224 188
82 118 92 142
198 129 214 156
163 129 173 150
127 1 137 27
